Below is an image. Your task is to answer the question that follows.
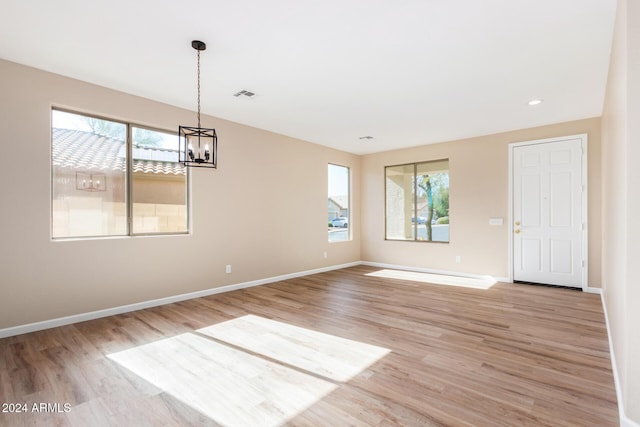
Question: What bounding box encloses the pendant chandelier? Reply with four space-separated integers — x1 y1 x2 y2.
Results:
179 40 217 168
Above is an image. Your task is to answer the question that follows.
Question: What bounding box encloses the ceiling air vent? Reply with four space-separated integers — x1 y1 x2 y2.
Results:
233 90 256 98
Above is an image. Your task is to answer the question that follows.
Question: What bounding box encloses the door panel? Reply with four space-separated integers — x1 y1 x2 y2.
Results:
550 239 572 274
520 238 542 271
521 174 542 226
513 138 584 287
550 171 572 227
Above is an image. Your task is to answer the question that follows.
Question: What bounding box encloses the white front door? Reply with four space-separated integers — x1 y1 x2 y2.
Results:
512 136 586 288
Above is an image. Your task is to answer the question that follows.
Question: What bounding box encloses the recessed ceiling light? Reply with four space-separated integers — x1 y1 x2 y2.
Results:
527 99 544 106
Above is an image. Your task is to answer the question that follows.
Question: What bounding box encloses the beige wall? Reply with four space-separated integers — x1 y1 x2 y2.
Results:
0 59 360 329
601 0 640 423
361 118 602 284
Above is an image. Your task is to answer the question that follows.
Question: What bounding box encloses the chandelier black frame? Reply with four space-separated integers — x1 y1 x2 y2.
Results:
179 40 217 168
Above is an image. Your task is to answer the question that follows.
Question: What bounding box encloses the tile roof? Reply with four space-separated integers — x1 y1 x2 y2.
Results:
52 128 185 175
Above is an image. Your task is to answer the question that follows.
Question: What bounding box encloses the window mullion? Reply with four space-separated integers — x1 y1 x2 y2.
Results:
414 163 418 241
126 123 133 236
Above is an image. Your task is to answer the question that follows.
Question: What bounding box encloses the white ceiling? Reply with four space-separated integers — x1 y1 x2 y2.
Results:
0 0 617 155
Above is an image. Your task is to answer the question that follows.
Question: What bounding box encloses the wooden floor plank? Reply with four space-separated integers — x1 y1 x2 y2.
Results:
0 266 618 426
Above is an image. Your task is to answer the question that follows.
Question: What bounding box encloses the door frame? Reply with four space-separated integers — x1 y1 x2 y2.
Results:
507 134 588 290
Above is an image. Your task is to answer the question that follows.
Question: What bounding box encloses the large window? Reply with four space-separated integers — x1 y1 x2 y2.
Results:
385 159 449 242
51 109 188 239
328 164 350 242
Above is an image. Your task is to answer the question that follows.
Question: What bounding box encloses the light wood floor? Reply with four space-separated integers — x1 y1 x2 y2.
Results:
0 266 618 426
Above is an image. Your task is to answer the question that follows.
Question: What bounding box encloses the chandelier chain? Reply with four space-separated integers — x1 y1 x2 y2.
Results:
197 49 201 128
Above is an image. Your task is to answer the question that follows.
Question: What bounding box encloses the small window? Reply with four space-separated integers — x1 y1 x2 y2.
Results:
328 164 350 242
51 109 188 239
385 159 449 242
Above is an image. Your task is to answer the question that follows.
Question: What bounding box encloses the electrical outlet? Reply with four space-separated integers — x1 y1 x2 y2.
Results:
455 255 461 263
225 265 231 274
323 251 328 259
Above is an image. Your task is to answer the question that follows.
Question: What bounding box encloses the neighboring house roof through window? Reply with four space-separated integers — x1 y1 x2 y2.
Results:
329 196 349 210
52 128 185 175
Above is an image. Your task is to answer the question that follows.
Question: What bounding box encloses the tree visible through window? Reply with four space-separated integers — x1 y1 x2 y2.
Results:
385 160 449 242
51 109 188 238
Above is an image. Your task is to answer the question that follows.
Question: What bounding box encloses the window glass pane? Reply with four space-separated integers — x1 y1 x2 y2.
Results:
131 127 187 234
385 164 414 240
416 160 449 242
328 164 350 242
386 160 449 242
52 110 127 238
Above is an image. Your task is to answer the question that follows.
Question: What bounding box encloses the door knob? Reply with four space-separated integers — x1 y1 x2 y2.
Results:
515 229 521 234
515 221 521 226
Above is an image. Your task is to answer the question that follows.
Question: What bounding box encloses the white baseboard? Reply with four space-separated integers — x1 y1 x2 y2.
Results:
360 261 510 283
0 261 360 339
599 292 640 427
584 287 603 294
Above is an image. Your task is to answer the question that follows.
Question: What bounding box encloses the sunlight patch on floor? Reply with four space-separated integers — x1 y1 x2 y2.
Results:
366 269 497 290
108 333 336 427
198 315 391 382
108 316 390 426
